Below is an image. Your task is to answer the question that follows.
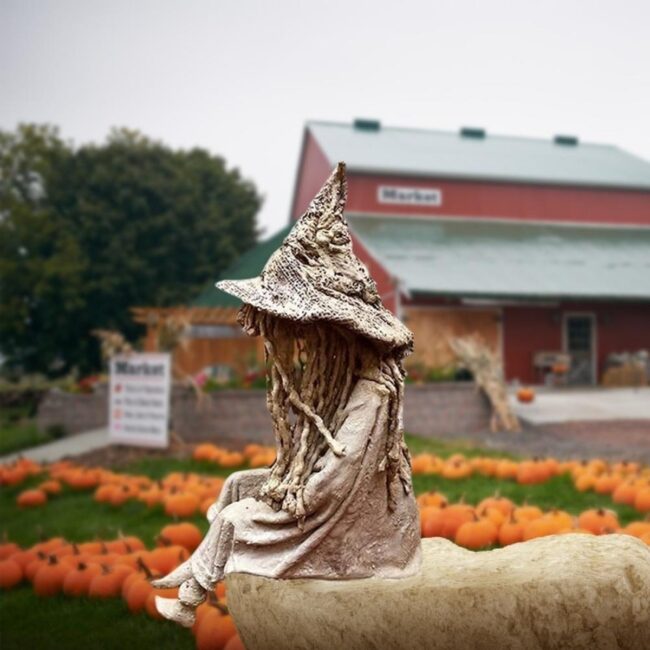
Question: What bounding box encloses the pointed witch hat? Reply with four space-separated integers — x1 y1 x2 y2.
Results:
217 163 413 351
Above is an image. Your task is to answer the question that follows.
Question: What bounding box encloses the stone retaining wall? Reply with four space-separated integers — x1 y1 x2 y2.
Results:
404 383 491 437
37 382 491 444
37 385 110 435
171 388 273 446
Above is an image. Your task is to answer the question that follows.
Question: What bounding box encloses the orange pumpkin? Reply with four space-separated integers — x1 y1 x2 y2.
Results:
39 480 62 495
0 541 20 560
454 517 498 550
574 473 597 492
577 508 619 534
482 507 507 528
158 522 203 552
88 566 123 598
33 556 67 596
249 452 273 469
623 521 650 539
0 558 23 589
194 443 220 462
441 460 472 480
195 610 238 650
105 536 145 554
634 487 650 513
498 517 525 546
164 492 200 518
148 545 190 574
516 387 535 404
522 518 554 540
25 553 48 582
109 484 138 507
124 575 154 613
476 495 514 517
495 460 519 480
243 444 264 459
516 461 548 485
219 452 245 469
62 561 102 596
439 504 475 540
612 481 639 506
594 473 622 495
17 488 48 508
417 492 448 508
419 506 444 538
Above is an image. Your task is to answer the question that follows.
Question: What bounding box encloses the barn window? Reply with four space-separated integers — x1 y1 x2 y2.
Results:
188 324 243 339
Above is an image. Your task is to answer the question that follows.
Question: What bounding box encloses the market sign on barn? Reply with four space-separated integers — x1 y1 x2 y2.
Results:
109 353 171 448
377 185 442 207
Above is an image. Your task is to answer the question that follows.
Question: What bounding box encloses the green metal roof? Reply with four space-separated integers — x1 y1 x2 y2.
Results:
192 225 292 307
309 121 650 190
348 215 650 301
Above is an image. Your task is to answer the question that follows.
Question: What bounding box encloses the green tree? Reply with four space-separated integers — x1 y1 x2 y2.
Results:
0 125 87 374
0 125 261 375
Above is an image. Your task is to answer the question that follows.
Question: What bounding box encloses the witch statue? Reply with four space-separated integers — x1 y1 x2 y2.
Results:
154 163 421 626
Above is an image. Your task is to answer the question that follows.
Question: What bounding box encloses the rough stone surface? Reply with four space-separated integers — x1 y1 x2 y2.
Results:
227 535 650 650
36 382 492 443
34 384 650 462
37 385 109 435
404 382 491 436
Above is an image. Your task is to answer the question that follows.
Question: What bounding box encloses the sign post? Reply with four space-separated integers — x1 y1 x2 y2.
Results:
109 353 171 448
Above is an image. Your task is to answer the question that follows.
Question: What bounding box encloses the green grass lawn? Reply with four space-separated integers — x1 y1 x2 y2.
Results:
0 406 55 457
0 437 644 649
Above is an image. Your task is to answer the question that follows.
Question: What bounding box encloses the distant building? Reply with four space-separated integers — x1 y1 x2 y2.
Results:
136 120 650 385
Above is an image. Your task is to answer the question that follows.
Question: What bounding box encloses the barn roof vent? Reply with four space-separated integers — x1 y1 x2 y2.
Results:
460 126 486 139
554 134 579 146
353 118 381 132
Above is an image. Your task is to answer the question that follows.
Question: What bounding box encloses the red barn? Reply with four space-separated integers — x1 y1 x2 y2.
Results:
289 120 650 386
137 120 650 387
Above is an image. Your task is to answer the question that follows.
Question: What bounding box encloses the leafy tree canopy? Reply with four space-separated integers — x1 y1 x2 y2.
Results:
0 124 261 375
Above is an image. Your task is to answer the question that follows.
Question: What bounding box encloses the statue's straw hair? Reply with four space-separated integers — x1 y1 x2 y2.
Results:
239 304 412 522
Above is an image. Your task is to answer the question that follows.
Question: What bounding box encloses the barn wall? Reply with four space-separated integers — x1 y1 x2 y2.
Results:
503 301 650 384
403 306 501 369
346 173 650 226
290 131 333 220
502 306 561 383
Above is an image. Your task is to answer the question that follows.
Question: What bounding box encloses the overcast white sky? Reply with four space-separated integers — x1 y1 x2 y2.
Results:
2 0 649 235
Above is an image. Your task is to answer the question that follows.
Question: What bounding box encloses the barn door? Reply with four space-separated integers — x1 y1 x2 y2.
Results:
564 314 596 385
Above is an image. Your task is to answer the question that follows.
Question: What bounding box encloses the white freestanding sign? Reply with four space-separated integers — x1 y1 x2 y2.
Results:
109 353 171 448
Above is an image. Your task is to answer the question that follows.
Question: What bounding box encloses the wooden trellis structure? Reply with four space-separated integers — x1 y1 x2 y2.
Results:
131 306 263 376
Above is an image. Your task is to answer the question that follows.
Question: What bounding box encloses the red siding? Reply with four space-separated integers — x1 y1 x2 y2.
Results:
290 131 333 220
346 173 650 226
504 302 650 383
351 235 397 313
503 306 562 383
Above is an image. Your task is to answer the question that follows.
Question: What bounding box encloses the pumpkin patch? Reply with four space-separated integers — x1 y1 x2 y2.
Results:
1 440 649 649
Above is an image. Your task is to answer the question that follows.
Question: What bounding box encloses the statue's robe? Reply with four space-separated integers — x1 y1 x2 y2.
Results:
190 378 421 587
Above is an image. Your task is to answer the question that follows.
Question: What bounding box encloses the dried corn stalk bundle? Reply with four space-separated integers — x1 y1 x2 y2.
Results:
450 335 520 433
155 312 191 353
92 329 134 362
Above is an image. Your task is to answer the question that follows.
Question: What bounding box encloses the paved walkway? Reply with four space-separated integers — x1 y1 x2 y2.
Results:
510 387 650 424
0 428 108 465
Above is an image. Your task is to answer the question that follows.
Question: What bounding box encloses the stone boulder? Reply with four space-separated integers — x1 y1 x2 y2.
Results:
227 534 650 649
